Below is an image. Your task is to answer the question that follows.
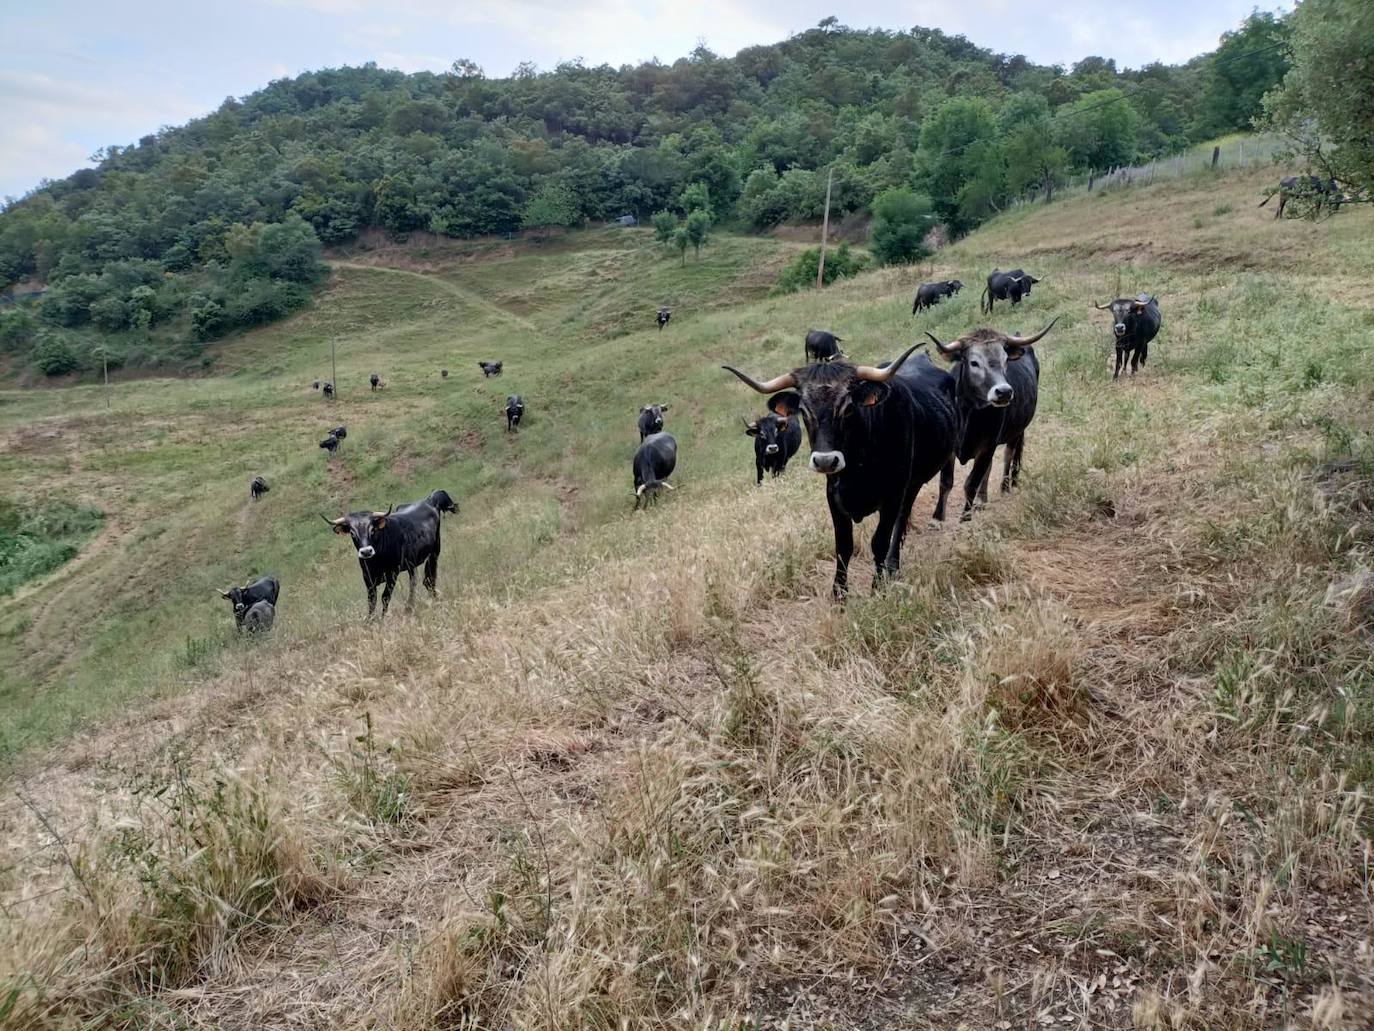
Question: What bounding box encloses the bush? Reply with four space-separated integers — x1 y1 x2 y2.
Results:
225 280 310 330
190 300 226 341
89 295 130 332
775 242 870 293
869 189 935 265
0 307 37 353
650 210 677 245
34 335 81 376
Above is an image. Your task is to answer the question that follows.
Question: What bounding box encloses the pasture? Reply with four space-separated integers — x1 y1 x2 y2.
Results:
3 164 1374 1028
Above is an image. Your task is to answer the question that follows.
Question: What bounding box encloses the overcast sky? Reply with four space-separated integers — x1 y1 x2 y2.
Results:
0 0 1289 200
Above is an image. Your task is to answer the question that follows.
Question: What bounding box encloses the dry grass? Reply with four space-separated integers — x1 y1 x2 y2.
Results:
4 167 1374 1029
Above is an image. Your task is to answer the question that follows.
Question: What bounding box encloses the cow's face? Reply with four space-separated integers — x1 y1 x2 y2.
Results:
724 345 925 478
1100 298 1153 338
744 404 791 457
328 510 389 560
949 280 964 294
640 403 668 434
927 321 1058 408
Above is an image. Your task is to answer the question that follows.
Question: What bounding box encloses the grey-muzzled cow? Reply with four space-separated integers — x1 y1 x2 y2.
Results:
804 330 844 364
633 432 677 509
637 403 670 441
323 504 442 617
724 344 959 597
657 307 672 330
241 600 275 632
505 395 525 432
923 320 1059 520
479 361 503 377
912 280 965 314
219 575 279 629
743 406 802 484
1094 294 1160 379
250 476 269 501
981 269 1041 314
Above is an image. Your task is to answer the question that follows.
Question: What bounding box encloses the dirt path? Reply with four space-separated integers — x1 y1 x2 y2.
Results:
330 261 539 333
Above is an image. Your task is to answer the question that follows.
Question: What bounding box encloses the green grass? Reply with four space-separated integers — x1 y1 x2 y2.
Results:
0 497 103 597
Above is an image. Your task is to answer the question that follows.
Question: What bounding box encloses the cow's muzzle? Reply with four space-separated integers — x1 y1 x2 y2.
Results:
764 444 780 455
990 384 1014 407
1114 323 1127 337
809 450 846 475
357 546 375 559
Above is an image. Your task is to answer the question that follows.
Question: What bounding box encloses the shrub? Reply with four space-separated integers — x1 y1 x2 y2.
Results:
775 241 869 293
869 188 935 265
34 335 81 376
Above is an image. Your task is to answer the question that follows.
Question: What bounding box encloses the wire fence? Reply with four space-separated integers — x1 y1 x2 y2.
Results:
1007 134 1287 212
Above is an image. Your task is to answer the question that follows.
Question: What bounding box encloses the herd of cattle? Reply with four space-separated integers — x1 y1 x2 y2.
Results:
221 267 1167 630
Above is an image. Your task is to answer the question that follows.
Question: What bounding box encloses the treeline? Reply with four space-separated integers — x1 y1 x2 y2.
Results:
0 13 1290 373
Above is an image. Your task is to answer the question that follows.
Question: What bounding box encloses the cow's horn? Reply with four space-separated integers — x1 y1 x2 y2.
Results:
855 342 925 382
1003 317 1061 347
741 416 756 431
722 366 796 394
925 331 964 358
371 505 393 519
1093 301 1113 310
321 513 346 526
636 484 647 496
218 589 231 598
662 482 675 490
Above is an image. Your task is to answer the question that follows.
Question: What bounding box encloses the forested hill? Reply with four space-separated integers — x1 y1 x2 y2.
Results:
0 14 1289 375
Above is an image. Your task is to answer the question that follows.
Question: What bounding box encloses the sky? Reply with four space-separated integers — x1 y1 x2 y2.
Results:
0 0 1289 200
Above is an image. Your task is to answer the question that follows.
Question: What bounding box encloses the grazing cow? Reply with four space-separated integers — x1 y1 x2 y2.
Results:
479 361 503 377
322 382 335 399
804 330 844 364
370 373 380 391
250 476 269 501
633 432 678 509
981 269 1042 313
219 575 279 629
912 279 965 314
657 307 672 330
505 395 525 432
399 489 459 516
924 320 1059 520
1095 294 1161 379
329 425 347 440
1260 175 1343 219
241 600 275 633
637 403 670 440
312 380 321 391
723 344 959 596
743 406 803 485
441 368 449 379
323 504 442 617
320 434 340 454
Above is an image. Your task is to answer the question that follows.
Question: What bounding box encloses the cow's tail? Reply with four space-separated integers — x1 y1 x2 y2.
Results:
980 286 989 314
1258 193 1272 208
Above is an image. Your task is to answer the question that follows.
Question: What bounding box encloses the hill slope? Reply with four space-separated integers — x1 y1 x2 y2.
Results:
3 167 1374 1028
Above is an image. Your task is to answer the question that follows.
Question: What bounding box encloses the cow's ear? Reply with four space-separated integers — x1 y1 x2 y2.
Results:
744 421 760 436
852 381 890 407
767 391 801 417
332 522 351 535
371 515 387 530
1004 345 1026 361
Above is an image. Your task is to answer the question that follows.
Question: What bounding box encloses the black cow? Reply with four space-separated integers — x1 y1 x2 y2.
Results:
399 489 459 516
743 406 802 485
657 307 672 330
924 320 1059 520
1260 175 1343 219
312 380 321 390
330 425 347 440
322 382 334 399
1095 294 1161 379
323 504 442 617
804 330 844 364
479 361 503 377
320 434 340 454
637 403 670 441
982 269 1042 313
250 476 269 501
370 373 381 391
633 432 678 509
505 395 525 432
219 575 280 630
724 344 958 597
912 280 965 314
441 368 449 379
241 600 275 633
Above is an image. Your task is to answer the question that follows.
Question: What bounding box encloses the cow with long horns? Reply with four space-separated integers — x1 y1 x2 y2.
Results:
723 344 959 597
1094 294 1160 379
922 320 1059 520
322 503 442 617
982 269 1041 314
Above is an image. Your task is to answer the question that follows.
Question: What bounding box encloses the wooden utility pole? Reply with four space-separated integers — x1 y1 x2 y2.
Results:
816 166 834 290
102 348 110 410
331 340 338 400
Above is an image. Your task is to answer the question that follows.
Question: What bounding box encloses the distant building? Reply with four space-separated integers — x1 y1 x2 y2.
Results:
616 214 637 227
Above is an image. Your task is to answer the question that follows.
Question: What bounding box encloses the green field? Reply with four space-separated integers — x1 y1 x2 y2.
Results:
4 166 1374 1027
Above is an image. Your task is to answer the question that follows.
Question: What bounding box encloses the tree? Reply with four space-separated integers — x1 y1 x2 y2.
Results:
679 181 711 216
868 189 934 265
672 226 689 265
916 97 997 235
685 209 711 259
1053 89 1140 172
520 182 578 240
650 210 678 245
1196 11 1290 136
1264 0 1374 200
1000 93 1069 202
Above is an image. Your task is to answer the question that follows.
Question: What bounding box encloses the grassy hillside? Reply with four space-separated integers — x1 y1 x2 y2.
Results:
3 166 1374 1028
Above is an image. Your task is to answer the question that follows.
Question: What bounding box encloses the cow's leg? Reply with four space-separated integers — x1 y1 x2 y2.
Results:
827 489 854 599
405 567 418 608
962 450 995 520
424 553 439 597
1114 347 1124 380
1010 436 1027 488
978 453 991 503
881 483 921 580
1138 341 1149 368
379 574 397 615
1001 436 1020 492
932 458 955 521
1130 346 1141 374
756 459 764 486
870 507 897 585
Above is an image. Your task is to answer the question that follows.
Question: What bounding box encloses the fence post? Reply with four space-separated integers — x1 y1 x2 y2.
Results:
1087 170 1095 193
1239 139 1244 164
1211 145 1220 169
